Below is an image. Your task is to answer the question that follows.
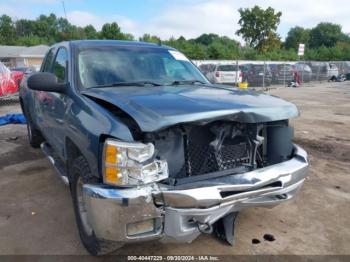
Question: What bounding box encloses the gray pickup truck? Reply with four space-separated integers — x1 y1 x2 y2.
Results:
20 40 308 255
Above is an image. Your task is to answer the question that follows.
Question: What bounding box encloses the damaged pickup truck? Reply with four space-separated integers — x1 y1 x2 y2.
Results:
19 40 308 255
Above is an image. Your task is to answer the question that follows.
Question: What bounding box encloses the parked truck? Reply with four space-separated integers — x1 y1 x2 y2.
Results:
20 40 309 256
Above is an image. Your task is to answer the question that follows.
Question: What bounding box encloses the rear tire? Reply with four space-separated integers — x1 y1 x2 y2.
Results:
70 156 122 256
26 117 44 148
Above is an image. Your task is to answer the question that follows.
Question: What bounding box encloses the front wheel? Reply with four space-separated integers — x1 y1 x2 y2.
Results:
70 156 122 255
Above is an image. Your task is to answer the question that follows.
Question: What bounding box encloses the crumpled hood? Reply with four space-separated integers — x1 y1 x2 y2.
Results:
82 85 299 132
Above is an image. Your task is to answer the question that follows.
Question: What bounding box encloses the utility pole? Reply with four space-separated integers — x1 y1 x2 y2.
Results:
298 44 305 86
62 1 67 20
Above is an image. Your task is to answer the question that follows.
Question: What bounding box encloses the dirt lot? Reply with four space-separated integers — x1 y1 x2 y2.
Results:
0 82 349 257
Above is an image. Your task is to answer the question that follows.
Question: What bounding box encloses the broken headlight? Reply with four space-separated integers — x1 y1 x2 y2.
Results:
102 139 168 186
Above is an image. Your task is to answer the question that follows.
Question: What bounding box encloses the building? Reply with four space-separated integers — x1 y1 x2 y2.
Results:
0 45 49 70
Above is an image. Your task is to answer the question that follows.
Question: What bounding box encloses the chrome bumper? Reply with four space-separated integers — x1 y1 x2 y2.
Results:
83 145 308 244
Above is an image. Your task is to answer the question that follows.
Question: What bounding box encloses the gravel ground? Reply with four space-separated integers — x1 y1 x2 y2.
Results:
0 82 349 258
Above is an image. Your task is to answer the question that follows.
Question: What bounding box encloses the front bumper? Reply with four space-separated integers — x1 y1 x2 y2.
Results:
83 145 308 244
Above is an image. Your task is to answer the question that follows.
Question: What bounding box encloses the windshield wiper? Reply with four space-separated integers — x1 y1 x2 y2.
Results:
91 81 162 88
169 80 206 86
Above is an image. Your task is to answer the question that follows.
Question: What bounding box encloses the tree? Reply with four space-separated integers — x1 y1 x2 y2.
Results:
309 23 343 48
1 13 138 46
17 36 43 46
139 34 160 43
189 44 207 59
121 33 134 41
56 17 71 41
69 25 86 40
15 19 35 38
207 40 238 59
236 6 282 52
0 15 16 45
207 41 224 59
100 22 123 40
194 33 221 46
285 26 310 50
84 25 98 39
336 41 350 60
33 14 58 43
2 11 350 61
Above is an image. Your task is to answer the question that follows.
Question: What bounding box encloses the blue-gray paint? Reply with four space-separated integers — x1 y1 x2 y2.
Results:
82 84 298 132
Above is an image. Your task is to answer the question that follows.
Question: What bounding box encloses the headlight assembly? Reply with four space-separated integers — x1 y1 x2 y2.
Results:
102 139 168 186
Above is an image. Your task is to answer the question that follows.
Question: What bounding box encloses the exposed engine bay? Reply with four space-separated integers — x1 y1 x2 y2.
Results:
143 120 294 186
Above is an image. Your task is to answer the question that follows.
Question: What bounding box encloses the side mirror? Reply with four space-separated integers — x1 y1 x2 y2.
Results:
27 72 66 93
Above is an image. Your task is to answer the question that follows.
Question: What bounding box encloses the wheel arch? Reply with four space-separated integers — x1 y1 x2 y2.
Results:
65 137 94 182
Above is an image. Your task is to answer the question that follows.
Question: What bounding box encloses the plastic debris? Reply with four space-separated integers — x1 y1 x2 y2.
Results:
0 114 26 126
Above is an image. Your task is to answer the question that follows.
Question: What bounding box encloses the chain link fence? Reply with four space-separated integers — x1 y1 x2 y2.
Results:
1 60 349 107
194 60 350 90
0 94 19 106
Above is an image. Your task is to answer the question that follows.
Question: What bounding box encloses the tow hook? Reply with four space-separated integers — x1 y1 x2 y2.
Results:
197 221 213 234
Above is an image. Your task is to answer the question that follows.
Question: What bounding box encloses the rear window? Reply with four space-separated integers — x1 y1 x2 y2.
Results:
252 65 264 70
199 64 215 73
239 65 248 71
329 64 338 69
278 64 292 70
217 65 237 72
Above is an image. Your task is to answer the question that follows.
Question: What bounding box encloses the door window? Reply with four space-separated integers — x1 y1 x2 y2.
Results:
53 48 68 83
41 48 55 72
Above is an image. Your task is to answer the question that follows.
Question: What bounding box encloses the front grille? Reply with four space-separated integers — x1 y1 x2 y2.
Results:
219 143 250 168
186 139 250 176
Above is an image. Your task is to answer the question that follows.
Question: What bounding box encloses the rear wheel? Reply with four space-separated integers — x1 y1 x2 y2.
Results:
26 117 44 148
70 156 122 256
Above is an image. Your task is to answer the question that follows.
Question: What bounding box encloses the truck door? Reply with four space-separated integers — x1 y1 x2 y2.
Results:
42 47 69 158
32 48 56 135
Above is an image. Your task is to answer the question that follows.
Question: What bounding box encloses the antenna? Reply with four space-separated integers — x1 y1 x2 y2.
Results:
62 1 68 20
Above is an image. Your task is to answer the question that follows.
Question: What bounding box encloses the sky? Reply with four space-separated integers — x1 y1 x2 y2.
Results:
1 0 349 41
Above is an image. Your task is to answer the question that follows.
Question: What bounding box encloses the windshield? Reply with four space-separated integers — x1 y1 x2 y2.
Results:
76 46 209 88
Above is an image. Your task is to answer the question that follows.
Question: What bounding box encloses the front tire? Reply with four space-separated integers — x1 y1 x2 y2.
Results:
70 156 122 256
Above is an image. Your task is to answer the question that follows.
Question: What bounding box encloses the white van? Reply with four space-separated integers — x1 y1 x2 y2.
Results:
327 63 339 80
206 64 242 85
